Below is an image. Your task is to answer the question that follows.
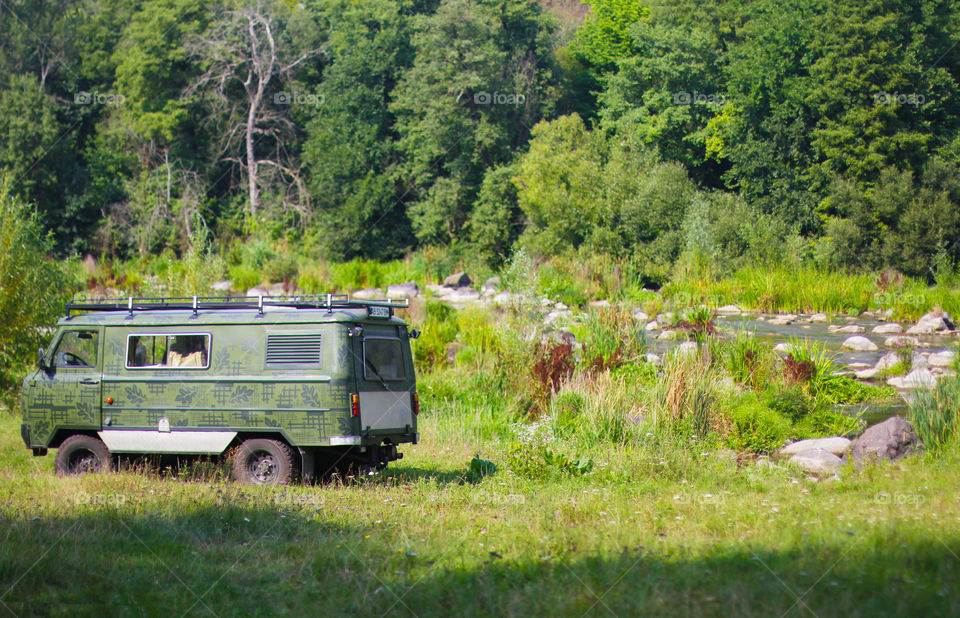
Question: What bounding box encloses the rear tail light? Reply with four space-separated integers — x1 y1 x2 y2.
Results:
412 393 419 415
351 393 360 417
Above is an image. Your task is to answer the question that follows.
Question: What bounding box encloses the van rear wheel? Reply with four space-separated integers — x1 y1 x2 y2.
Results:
54 435 113 476
231 438 294 485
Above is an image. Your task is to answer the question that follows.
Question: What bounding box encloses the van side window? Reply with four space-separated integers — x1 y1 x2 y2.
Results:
52 331 98 368
126 334 210 369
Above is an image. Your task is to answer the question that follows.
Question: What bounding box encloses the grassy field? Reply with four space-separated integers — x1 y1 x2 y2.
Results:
1 410 959 616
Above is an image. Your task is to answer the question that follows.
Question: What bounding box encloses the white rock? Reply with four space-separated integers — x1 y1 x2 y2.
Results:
779 437 852 458
871 323 903 334
874 352 900 372
676 341 699 355
633 309 649 322
426 284 453 298
544 310 572 326
809 313 829 323
645 353 662 366
887 368 936 389
716 305 741 315
445 288 481 303
352 288 382 300
842 336 878 351
830 324 865 334
773 343 792 353
884 336 920 348
555 302 568 311
928 350 956 367
911 354 928 370
657 330 682 341
768 315 797 326
492 291 513 305
212 280 234 293
589 300 611 308
246 286 269 297
907 312 955 335
788 448 843 474
645 321 660 331
855 368 880 380
386 281 420 298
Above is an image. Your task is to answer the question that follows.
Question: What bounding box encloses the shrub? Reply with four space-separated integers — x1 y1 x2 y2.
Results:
578 307 646 371
724 394 792 453
646 349 719 438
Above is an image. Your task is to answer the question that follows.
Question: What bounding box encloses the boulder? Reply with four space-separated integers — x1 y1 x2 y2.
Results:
768 314 797 326
887 368 936 390
842 336 878 351
854 368 880 380
809 313 829 323
352 288 382 300
657 329 682 341
779 437 852 458
633 309 650 322
445 288 481 303
212 280 234 293
830 324 865 334
871 323 903 334
788 448 843 475
387 281 420 298
492 291 513 305
716 304 741 315
844 417 922 465
773 342 792 354
907 311 955 335
645 321 660 332
928 350 956 367
443 271 472 288
247 285 270 297
482 276 501 292
645 353 662 366
555 302 568 311
884 335 920 348
676 341 699 355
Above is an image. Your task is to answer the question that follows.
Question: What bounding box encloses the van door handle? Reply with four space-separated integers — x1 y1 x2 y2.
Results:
80 378 100 385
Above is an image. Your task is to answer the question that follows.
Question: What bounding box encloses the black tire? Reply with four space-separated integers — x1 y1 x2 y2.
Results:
54 435 113 476
231 438 295 485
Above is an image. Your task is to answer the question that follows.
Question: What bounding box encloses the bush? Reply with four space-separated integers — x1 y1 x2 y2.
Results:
0 179 73 407
724 394 792 453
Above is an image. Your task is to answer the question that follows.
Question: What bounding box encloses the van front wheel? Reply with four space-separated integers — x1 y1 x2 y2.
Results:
231 438 294 485
54 435 113 476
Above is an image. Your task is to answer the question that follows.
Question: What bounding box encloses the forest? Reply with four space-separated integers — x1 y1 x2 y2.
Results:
2 0 959 278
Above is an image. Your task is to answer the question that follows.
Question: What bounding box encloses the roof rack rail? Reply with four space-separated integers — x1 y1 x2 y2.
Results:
65 294 410 318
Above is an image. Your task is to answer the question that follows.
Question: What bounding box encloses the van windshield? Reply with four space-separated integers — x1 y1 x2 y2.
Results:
363 338 405 381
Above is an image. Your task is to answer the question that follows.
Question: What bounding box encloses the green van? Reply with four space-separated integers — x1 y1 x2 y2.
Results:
19 295 420 484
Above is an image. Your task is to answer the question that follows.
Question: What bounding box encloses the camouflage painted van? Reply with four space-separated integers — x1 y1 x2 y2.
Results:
20 295 419 484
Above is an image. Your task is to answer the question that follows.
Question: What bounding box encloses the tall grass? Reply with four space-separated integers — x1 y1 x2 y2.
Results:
909 376 960 450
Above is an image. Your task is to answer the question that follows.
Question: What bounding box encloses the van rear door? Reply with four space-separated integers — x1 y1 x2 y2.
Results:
353 329 414 433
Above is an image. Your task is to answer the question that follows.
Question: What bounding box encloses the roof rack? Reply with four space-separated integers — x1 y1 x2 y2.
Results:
65 294 410 318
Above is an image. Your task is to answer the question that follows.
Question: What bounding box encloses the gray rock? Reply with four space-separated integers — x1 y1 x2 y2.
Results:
212 280 234 293
874 352 900 372
483 276 501 291
928 350 956 367
633 309 649 322
645 321 660 331
842 336 878 351
387 281 420 298
676 341 699 355
855 368 880 380
492 291 513 305
779 437 852 458
809 313 829 323
844 417 922 466
645 353 662 366
885 335 920 348
544 310 572 326
773 342 792 353
657 329 682 341
789 448 843 474
768 314 797 326
907 311 955 335
830 324 865 334
716 304 741 315
247 286 270 297
443 271 472 287
871 323 903 334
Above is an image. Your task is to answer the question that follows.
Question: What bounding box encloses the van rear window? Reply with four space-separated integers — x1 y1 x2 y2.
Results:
363 338 405 381
126 334 210 369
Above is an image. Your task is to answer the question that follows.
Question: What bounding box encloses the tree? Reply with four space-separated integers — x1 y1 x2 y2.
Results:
187 0 325 220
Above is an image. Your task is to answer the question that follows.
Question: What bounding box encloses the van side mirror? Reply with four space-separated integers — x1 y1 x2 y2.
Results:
37 347 46 369
409 329 420 340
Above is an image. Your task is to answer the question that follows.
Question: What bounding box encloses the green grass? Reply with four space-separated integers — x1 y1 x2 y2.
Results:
2 411 960 615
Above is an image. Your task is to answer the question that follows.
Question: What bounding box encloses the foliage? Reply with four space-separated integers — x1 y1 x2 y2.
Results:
909 375 960 450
